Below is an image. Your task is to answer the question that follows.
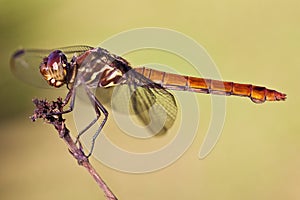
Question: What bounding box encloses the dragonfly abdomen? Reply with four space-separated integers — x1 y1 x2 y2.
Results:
134 67 286 103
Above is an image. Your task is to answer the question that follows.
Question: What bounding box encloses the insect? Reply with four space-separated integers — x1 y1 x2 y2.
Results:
11 46 286 156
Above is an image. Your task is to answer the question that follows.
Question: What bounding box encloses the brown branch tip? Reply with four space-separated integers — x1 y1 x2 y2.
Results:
30 98 118 200
31 98 64 124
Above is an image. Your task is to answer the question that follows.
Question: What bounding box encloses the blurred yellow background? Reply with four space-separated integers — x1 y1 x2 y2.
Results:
0 0 299 200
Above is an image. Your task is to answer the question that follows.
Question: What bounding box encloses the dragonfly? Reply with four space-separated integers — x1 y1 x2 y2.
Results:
11 45 286 156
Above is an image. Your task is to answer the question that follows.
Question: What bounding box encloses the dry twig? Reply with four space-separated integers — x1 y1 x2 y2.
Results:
31 98 118 200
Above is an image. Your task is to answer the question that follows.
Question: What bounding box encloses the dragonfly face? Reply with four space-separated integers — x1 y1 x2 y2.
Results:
39 50 70 88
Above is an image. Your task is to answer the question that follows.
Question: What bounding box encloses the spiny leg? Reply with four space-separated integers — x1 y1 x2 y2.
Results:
76 87 108 157
75 95 101 143
61 86 76 113
85 89 108 157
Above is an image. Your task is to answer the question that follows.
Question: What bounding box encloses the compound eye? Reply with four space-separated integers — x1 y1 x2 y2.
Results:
39 50 68 87
47 50 66 68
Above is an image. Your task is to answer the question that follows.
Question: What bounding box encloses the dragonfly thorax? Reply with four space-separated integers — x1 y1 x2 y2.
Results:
40 50 70 87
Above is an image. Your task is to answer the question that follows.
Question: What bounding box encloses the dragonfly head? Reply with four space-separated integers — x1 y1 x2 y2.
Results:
40 50 69 87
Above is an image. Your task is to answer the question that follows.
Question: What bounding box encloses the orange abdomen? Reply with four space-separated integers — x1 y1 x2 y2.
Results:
134 67 286 103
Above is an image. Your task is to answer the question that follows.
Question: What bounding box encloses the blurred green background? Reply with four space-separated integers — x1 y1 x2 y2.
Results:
0 0 299 199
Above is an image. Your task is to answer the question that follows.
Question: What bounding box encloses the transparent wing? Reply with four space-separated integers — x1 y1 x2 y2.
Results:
10 45 93 88
106 68 178 135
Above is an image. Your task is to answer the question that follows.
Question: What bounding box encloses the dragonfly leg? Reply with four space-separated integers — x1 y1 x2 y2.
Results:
60 86 76 114
88 92 108 157
75 98 101 143
48 87 76 116
88 103 108 157
80 87 108 157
